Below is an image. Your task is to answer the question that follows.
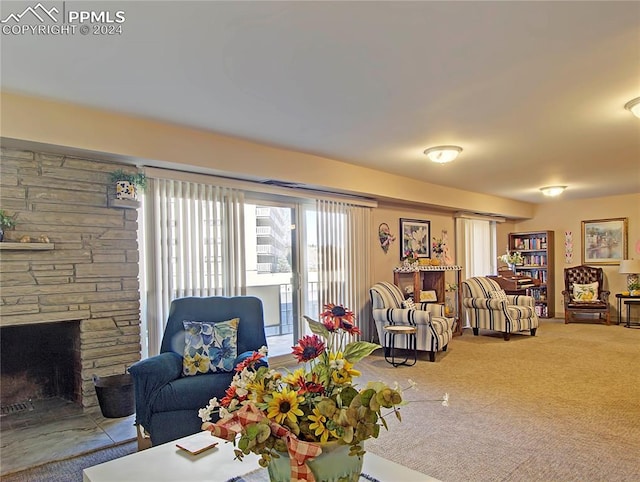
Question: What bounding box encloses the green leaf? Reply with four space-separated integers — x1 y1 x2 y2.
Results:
339 386 359 407
343 341 380 363
380 416 388 431
306 317 330 338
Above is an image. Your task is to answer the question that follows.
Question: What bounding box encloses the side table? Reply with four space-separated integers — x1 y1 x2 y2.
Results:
615 293 640 326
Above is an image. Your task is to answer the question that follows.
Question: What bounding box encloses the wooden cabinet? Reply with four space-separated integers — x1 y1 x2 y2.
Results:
393 266 463 335
508 231 554 318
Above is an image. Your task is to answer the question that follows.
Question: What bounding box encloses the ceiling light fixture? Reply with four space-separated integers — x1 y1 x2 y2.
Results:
624 97 640 118
539 186 567 197
423 145 462 164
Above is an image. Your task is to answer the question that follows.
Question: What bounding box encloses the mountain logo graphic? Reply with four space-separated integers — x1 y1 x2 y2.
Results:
1 3 59 23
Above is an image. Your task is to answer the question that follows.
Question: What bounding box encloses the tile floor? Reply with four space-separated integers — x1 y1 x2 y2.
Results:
0 397 136 476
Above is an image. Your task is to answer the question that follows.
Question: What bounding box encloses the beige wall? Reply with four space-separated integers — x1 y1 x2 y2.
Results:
515 193 640 319
371 196 640 321
372 203 458 288
2 92 638 321
1 91 533 219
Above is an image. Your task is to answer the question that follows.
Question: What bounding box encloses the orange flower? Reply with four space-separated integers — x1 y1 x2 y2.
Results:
235 351 266 372
292 335 325 362
320 303 360 335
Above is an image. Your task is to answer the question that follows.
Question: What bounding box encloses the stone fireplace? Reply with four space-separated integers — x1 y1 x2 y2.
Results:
0 147 142 413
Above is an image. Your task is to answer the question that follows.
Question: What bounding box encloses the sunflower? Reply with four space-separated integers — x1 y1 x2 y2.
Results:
292 335 325 362
320 303 359 334
245 377 268 404
282 368 306 388
297 373 325 395
266 387 304 425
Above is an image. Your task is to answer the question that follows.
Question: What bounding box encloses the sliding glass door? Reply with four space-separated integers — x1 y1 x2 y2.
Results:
244 202 301 357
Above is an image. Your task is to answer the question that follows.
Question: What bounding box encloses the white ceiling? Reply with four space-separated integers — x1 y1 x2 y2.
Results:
1 1 639 204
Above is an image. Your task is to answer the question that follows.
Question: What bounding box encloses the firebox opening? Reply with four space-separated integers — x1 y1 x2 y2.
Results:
1 321 81 409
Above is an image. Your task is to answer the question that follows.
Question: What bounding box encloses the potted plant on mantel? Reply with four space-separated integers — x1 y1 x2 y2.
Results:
109 169 147 200
0 209 17 242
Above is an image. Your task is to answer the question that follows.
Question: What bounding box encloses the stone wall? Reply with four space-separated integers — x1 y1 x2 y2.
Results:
0 147 141 411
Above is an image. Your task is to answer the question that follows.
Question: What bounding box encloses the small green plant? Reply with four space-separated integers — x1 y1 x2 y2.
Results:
0 209 17 229
109 169 147 191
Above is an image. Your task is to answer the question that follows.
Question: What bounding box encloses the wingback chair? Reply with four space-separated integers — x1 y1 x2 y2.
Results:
369 281 454 362
562 265 610 324
128 296 268 447
462 277 539 340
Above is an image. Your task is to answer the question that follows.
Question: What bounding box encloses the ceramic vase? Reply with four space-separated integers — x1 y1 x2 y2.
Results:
267 441 363 482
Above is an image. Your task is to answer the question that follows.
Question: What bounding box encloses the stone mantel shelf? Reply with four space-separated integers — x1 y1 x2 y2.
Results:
109 197 140 209
0 242 55 250
0 309 91 327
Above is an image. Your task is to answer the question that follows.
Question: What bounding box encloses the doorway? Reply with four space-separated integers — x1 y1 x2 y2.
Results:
244 203 301 357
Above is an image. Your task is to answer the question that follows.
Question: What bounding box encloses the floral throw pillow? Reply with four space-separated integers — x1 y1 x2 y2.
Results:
182 318 239 376
573 282 599 302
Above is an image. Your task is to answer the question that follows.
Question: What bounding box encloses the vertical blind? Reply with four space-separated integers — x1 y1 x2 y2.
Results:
316 200 374 342
143 178 245 355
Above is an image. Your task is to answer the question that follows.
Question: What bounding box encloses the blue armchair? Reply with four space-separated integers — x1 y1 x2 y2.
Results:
128 296 268 447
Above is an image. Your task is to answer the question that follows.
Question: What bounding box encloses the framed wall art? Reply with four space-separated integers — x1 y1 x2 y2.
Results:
581 217 628 265
399 218 430 259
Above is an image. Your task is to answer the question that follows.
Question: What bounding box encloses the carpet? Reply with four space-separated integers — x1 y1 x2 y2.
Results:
361 320 640 481
3 320 639 482
0 441 137 482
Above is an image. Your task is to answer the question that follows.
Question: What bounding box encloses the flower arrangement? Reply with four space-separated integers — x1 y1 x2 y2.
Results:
432 237 445 256
499 249 524 266
199 304 418 474
402 249 419 263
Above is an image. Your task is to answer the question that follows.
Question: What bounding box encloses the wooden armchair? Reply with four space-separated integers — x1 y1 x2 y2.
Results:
562 265 610 325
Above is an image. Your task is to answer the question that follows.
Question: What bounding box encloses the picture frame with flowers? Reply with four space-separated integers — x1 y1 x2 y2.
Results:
399 218 431 260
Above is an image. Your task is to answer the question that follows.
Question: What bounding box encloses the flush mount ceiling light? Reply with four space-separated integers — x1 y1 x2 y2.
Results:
423 145 462 164
624 97 640 118
540 185 567 197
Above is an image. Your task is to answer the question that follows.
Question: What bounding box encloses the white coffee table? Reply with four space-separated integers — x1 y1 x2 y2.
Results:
83 431 438 482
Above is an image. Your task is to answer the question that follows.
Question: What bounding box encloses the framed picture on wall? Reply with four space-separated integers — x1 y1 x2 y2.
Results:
399 218 431 259
581 217 628 265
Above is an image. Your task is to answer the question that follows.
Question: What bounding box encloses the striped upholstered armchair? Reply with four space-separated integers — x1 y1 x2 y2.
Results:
462 277 539 341
369 281 454 362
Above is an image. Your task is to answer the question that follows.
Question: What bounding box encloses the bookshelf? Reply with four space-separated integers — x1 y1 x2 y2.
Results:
508 231 554 318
